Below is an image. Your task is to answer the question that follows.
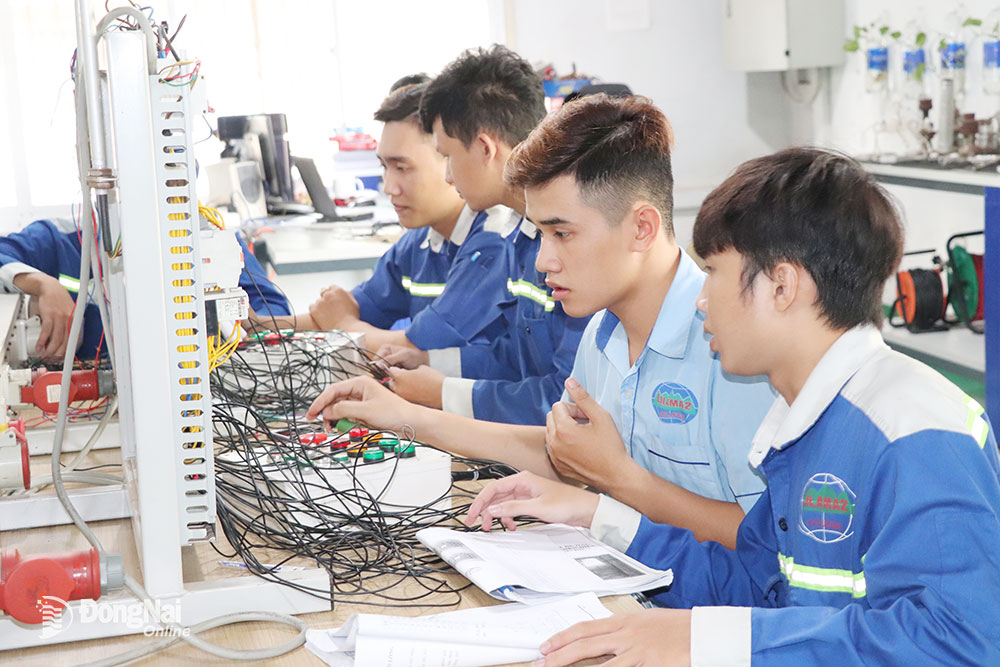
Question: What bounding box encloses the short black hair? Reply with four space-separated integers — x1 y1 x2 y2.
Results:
505 94 674 233
693 147 904 329
419 44 545 148
389 73 430 93
373 83 427 125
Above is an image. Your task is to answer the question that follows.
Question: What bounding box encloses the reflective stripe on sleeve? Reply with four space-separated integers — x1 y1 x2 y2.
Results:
506 278 554 311
400 276 446 298
963 395 990 449
778 553 866 598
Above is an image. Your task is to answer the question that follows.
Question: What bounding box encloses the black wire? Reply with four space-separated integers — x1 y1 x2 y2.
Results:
64 462 123 472
209 331 523 608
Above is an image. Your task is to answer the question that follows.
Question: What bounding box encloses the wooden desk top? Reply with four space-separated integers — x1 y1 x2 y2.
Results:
3 451 641 666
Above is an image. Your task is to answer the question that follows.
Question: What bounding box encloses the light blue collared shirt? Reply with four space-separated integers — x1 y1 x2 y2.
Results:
564 249 775 512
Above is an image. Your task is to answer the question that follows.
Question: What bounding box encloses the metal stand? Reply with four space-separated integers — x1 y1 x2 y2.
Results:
0 22 330 651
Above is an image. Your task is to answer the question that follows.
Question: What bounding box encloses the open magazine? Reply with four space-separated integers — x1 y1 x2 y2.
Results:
416 523 673 603
305 593 612 667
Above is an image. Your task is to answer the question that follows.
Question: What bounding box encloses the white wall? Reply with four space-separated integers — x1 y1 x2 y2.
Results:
506 0 801 247
509 0 795 190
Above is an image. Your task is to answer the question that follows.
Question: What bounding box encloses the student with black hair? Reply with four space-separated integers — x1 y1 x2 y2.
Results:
309 95 775 547
373 45 593 427
388 72 429 92
463 147 1000 666
260 80 513 354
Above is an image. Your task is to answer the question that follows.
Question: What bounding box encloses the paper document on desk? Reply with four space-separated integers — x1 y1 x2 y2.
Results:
416 523 672 603
304 593 610 667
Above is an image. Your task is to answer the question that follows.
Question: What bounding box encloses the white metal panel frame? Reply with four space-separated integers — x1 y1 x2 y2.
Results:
0 29 331 652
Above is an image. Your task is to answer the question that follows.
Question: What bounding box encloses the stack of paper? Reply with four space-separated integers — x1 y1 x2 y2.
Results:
305 593 611 667
416 523 673 603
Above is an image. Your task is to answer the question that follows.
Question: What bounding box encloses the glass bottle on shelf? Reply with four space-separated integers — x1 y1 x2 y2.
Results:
866 36 890 93
940 8 968 98
983 9 1000 94
901 22 927 100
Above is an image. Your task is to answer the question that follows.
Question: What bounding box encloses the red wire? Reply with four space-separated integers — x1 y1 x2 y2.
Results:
94 331 105 362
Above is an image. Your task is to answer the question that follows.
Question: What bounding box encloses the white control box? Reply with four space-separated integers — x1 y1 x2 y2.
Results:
217 444 452 526
723 0 845 72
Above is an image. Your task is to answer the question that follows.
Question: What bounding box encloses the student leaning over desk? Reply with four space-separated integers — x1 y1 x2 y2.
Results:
252 80 513 357
308 95 775 549
370 45 593 427
464 147 1000 666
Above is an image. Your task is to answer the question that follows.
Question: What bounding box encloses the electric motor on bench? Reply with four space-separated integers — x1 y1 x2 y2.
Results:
18 368 115 413
0 547 124 625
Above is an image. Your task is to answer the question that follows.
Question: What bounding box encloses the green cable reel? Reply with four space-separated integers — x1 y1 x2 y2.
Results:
947 245 978 322
945 231 984 334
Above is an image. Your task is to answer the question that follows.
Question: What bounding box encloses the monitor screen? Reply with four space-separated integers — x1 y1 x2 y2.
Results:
218 114 294 205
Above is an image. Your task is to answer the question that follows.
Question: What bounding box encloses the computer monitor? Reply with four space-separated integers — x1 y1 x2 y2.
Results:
217 114 295 210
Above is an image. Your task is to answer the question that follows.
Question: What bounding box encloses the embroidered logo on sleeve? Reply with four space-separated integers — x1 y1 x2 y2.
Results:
799 473 856 544
651 382 699 424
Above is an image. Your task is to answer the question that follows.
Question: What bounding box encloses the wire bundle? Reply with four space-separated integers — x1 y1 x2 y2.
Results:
158 59 200 88
208 332 520 607
211 331 388 417
197 202 225 230
207 322 241 371
211 403 475 607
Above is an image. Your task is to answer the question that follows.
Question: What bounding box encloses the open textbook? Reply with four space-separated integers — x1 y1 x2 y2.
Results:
416 523 673 603
305 593 612 667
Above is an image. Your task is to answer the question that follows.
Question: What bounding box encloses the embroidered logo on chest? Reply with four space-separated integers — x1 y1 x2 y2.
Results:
799 473 856 544
650 382 699 424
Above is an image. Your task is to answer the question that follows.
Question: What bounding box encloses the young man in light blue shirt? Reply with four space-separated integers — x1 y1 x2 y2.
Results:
308 94 774 547
564 246 772 512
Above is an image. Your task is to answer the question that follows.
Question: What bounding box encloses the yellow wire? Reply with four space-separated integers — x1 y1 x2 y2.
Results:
207 322 242 370
198 202 225 230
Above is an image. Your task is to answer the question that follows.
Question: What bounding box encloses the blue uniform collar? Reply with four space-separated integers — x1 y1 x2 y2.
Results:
595 247 704 360
421 205 477 253
748 325 887 468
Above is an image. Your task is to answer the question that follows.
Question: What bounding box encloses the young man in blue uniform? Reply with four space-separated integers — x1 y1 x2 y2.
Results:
463 148 1000 666
0 217 289 360
290 82 512 354
308 95 774 548
373 45 592 427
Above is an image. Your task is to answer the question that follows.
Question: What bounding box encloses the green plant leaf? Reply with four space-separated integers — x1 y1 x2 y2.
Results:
939 38 947 51
916 32 926 47
879 25 889 35
963 17 982 27
854 25 862 39
844 39 860 52
891 31 902 40
914 62 925 82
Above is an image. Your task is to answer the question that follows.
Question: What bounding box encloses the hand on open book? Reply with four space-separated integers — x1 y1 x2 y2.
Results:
535 608 692 667
463 471 600 532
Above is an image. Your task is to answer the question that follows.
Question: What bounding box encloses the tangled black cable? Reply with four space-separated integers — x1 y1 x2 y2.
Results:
212 330 388 421
209 330 521 609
